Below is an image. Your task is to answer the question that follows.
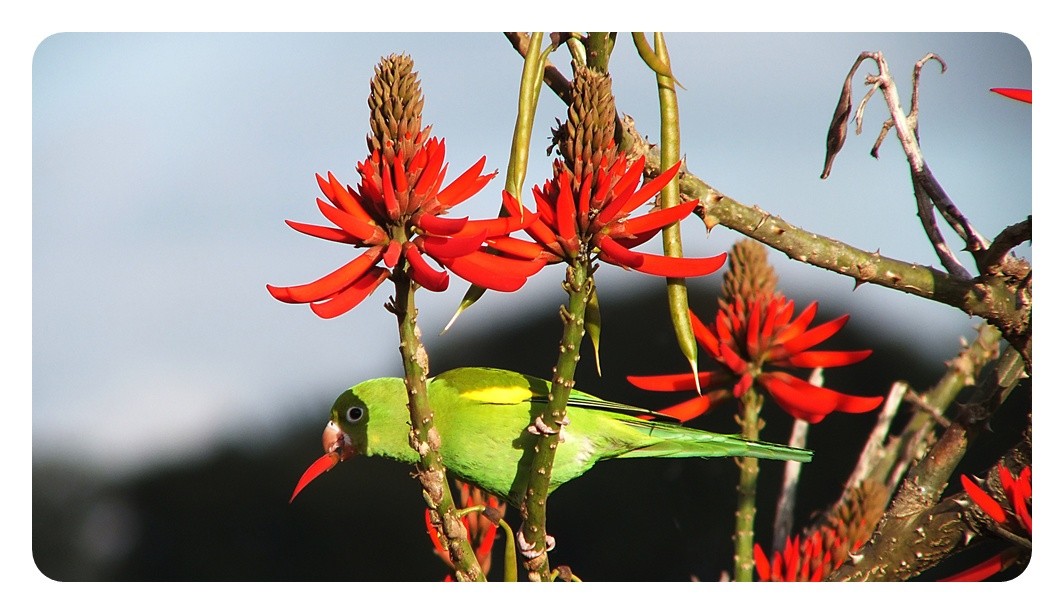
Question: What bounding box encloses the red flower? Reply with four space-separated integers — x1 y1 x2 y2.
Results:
753 526 860 582
425 481 504 581
268 135 545 318
488 157 726 277
628 295 882 423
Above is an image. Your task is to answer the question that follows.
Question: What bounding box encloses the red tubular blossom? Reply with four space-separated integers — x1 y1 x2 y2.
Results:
269 137 544 318
630 300 881 423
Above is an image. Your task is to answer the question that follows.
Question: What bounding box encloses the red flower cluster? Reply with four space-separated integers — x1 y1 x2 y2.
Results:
629 296 882 423
268 136 544 318
753 527 860 582
425 481 504 581
489 157 726 277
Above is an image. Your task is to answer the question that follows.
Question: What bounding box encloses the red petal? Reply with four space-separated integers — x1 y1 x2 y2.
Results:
624 250 726 277
382 240 401 269
284 220 360 244
613 200 697 236
555 171 580 243
597 235 645 269
417 214 469 236
758 372 840 423
413 139 447 198
593 157 646 226
443 252 539 292
781 314 850 356
773 302 819 346
689 310 720 356
627 372 712 392
753 543 771 581
437 156 493 208
267 246 384 304
961 474 1007 523
290 452 340 503
487 236 553 260
309 267 390 318
405 244 450 292
990 88 1032 104
617 160 682 219
785 349 873 368
657 394 719 422
418 230 489 259
380 160 401 219
316 198 387 244
323 172 374 223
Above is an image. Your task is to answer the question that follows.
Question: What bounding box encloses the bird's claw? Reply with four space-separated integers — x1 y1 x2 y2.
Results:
516 526 556 560
527 415 570 443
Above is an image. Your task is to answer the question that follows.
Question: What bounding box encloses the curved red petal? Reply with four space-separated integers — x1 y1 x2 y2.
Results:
267 247 384 304
308 267 390 318
316 198 387 244
613 200 697 237
961 474 1007 523
629 251 728 277
284 219 360 244
785 349 873 368
689 310 720 356
781 314 850 356
487 236 553 260
758 372 839 423
418 229 489 259
773 301 819 346
437 157 494 208
443 251 540 292
990 87 1032 104
416 214 469 236
753 543 771 581
290 452 340 503
617 160 681 218
323 172 374 223
593 157 646 226
382 240 402 269
413 139 448 198
405 244 450 292
597 235 645 269
658 394 715 422
626 372 712 392
555 171 579 243
939 552 1013 582
380 160 401 219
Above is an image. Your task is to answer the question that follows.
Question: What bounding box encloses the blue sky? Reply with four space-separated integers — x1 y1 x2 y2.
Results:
30 32 1033 476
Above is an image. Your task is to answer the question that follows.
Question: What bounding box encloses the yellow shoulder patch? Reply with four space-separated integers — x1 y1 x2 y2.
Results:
460 386 534 405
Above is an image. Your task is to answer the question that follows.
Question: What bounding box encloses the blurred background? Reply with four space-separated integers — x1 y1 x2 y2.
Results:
30 32 1033 583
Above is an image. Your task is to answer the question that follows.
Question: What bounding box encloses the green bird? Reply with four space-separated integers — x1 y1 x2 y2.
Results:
290 367 812 505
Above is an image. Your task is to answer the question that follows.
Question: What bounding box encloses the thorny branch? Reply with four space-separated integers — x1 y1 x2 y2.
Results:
829 339 1028 581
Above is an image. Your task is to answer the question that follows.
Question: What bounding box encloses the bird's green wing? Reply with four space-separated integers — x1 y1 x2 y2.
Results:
611 414 813 463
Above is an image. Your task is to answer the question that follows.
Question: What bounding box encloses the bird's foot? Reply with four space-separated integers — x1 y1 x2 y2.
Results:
527 415 570 443
516 525 556 560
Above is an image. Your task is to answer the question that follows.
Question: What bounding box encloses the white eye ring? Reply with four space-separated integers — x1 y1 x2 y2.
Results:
346 405 365 423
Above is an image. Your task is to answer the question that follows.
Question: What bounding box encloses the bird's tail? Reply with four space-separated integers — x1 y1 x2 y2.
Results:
618 421 812 463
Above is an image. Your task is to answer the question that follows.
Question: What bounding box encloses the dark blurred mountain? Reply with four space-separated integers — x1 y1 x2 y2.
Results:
32 287 1030 581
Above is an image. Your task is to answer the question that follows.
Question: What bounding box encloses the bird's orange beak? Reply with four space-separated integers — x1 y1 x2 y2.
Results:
289 421 356 503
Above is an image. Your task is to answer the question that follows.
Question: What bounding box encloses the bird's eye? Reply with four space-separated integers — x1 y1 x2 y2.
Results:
345 405 365 423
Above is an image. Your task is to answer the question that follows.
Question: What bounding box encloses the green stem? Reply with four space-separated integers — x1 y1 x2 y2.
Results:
520 260 593 581
733 387 764 582
392 267 485 582
584 32 615 73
